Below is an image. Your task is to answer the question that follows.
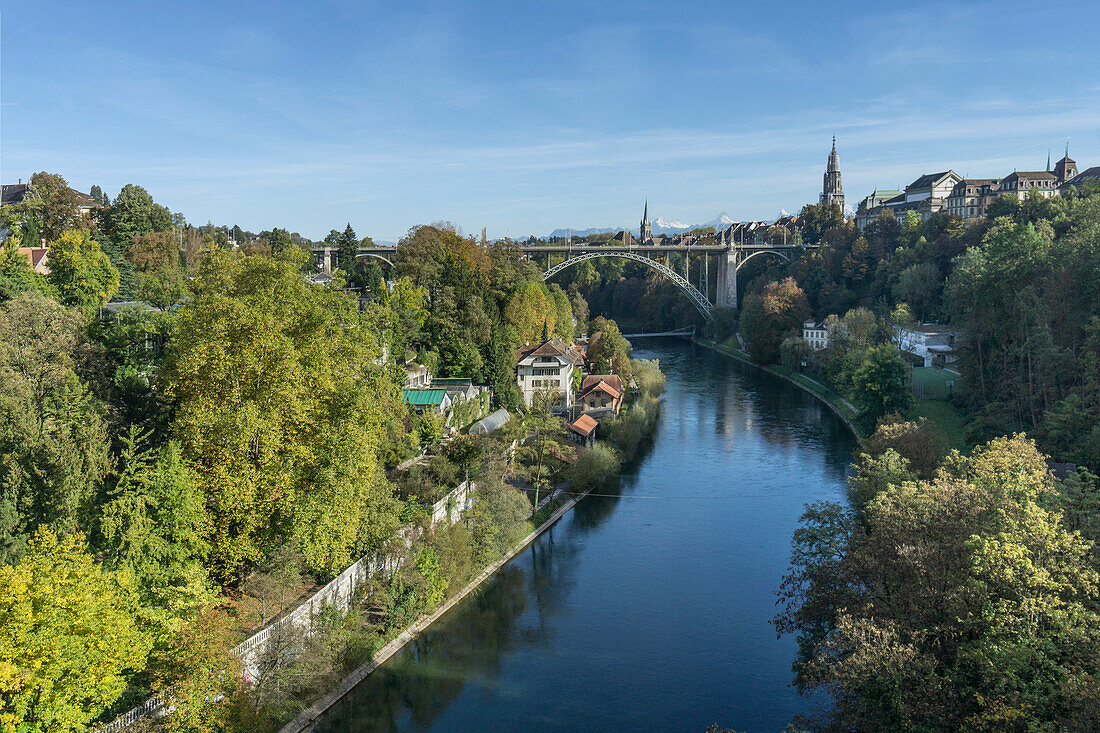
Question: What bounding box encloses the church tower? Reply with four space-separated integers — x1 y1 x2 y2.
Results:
820 137 844 211
641 200 653 241
1054 142 1077 183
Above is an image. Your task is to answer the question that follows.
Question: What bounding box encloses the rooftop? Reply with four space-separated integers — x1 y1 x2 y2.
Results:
569 414 599 437
401 389 448 407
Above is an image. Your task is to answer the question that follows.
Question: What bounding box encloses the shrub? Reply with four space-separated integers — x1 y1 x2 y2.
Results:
570 443 622 491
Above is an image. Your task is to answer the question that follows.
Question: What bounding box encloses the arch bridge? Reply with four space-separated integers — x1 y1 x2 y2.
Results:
528 242 798 319
311 240 802 317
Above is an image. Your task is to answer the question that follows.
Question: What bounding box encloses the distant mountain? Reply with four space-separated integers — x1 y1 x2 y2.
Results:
547 225 620 239
547 211 747 240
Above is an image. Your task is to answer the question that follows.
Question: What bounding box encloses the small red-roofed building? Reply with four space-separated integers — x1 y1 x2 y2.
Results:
578 374 624 416
567 413 598 447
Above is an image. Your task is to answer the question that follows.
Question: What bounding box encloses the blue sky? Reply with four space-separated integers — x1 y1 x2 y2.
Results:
3 0 1099 241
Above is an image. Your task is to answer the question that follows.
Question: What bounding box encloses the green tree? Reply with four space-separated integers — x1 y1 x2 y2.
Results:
893 261 941 321
0 239 51 301
99 432 211 620
163 247 401 582
337 223 358 274
103 184 171 245
46 229 120 314
0 529 153 732
852 344 913 422
0 293 112 561
776 435 1100 731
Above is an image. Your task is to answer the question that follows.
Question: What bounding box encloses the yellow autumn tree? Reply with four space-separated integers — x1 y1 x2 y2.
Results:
0 529 153 732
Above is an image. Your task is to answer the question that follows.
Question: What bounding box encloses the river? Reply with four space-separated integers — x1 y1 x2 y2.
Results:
316 339 858 732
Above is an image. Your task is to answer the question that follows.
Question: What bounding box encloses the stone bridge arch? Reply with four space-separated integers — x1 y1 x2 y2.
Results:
541 250 713 321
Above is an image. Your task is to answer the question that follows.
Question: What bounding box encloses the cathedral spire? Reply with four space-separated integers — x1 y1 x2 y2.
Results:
641 199 652 241
820 138 844 211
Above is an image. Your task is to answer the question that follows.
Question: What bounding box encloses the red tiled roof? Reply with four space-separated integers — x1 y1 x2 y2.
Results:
569 414 598 437
581 374 623 394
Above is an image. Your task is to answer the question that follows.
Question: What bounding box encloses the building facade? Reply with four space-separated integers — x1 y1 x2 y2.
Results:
515 338 583 410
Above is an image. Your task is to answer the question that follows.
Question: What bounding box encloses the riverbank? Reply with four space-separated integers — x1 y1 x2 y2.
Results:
279 484 597 733
695 337 866 443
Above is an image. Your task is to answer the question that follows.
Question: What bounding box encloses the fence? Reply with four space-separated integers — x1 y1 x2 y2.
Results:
97 480 477 732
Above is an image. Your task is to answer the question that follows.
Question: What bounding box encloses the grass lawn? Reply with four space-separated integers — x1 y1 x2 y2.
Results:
911 367 961 400
914 398 970 453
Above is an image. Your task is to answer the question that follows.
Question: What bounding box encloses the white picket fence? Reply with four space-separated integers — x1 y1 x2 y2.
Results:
97 480 476 732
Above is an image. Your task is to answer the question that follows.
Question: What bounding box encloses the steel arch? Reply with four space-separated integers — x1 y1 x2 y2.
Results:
542 250 713 321
735 249 791 271
355 252 396 268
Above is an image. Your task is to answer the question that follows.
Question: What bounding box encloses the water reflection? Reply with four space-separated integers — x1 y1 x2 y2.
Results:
318 339 856 733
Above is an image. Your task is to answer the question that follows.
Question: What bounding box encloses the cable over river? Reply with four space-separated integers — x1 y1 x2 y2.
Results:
316 339 858 732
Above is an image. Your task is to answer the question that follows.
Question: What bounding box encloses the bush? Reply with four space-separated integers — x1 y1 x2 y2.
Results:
607 394 661 460
632 358 666 397
570 443 622 491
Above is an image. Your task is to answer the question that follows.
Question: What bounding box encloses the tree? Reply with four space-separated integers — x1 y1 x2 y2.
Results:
89 184 108 207
739 277 810 364
0 293 112 561
515 401 567 509
163 247 401 582
125 230 178 273
504 281 554 344
337 223 358 274
46 228 120 314
153 607 247 733
780 335 810 372
893 262 941 321
0 529 153 732
24 172 86 242
776 435 1100 731
587 316 633 382
99 432 211 619
852 344 913 422
864 416 946 479
103 184 171 245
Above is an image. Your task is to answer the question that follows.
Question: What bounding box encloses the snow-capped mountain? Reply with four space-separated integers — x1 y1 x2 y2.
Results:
545 210 797 240
547 226 620 239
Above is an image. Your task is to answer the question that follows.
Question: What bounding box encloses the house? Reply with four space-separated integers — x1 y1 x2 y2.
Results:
515 338 584 411
944 179 1001 221
567 414 598 447
855 172 962 227
802 320 831 351
896 325 958 368
855 190 903 230
405 362 432 388
999 171 1060 201
401 388 452 415
1061 166 1100 192
578 374 623 415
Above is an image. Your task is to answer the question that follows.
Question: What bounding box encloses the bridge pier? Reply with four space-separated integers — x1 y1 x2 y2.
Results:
716 249 737 310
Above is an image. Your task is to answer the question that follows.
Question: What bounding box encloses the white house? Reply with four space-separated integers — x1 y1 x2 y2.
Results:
515 338 583 411
802 320 831 351
896 325 958 368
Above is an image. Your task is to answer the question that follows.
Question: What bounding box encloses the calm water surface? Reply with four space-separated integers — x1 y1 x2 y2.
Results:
318 340 857 732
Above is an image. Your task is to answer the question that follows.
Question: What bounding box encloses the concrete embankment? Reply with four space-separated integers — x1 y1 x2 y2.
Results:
279 486 595 733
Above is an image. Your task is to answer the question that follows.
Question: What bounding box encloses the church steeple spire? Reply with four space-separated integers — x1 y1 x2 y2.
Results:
820 137 844 211
640 199 652 241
